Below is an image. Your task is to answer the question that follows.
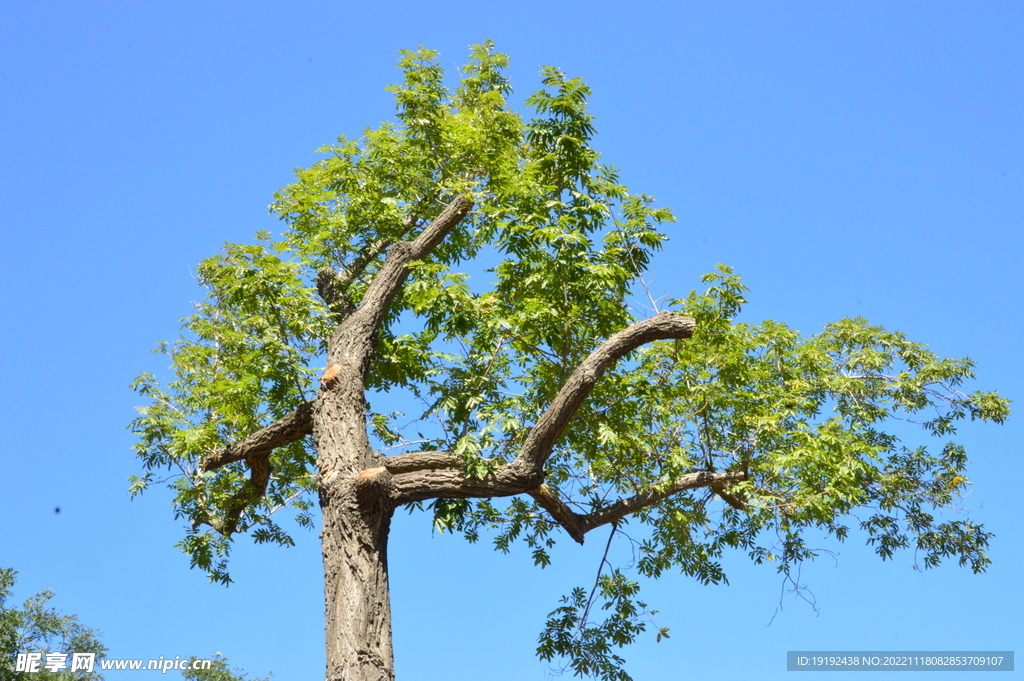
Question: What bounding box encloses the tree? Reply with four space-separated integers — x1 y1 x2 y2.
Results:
129 42 1010 681
1 568 106 681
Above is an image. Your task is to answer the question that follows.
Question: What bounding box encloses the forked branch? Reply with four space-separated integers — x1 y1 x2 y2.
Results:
192 452 274 537
316 238 392 314
216 453 273 536
314 193 440 312
347 194 474 331
712 482 749 511
192 401 315 537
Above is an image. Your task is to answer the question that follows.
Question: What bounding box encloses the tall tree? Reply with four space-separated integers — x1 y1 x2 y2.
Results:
130 43 1009 681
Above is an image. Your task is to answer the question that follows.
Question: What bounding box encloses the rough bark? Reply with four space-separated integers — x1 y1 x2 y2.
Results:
320 467 396 681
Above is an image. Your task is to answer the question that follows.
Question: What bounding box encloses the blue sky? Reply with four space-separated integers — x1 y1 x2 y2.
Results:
1 2 1021 679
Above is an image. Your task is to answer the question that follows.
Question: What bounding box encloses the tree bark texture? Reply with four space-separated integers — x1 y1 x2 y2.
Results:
319 465 396 681
316 344 397 681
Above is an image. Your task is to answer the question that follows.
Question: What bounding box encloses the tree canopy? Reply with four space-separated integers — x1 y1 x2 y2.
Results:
129 42 1010 680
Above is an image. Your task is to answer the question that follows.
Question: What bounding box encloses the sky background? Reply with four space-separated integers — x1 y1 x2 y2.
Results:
1 2 1021 679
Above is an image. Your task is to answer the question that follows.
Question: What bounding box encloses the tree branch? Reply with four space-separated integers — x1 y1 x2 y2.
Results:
216 453 273 536
507 311 696 483
315 194 470 325
386 460 746 541
322 194 474 382
192 450 275 537
348 194 473 331
200 400 315 473
383 313 697 505
530 471 748 545
406 194 475 259
390 467 529 505
383 450 463 474
528 484 587 543
712 482 749 511
579 471 746 534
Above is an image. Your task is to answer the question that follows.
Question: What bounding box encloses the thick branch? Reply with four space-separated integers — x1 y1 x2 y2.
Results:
507 311 696 482
349 194 473 331
384 450 462 474
316 192 442 311
383 449 537 504
712 483 749 511
390 466 532 505
384 453 746 543
384 313 696 505
192 451 274 537
200 400 315 473
323 195 473 378
528 484 587 543
382 450 524 504
406 194 475 258
387 463 746 541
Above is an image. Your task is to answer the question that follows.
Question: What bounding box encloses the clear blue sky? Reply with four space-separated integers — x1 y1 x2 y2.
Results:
1 2 1021 679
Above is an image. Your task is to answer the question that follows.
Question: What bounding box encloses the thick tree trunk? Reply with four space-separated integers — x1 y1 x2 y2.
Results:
320 482 395 681
316 359 397 681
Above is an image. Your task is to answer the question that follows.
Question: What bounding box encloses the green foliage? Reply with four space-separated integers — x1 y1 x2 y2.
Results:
129 233 326 584
537 572 649 681
647 265 1007 578
530 266 1008 678
131 42 1010 679
131 40 674 582
1 568 106 681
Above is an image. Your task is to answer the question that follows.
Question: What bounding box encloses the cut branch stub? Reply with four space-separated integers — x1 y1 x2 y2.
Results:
320 364 342 390
355 466 394 515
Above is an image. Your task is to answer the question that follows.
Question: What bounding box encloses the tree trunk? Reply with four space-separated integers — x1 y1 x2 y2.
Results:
316 363 397 681
320 482 395 681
